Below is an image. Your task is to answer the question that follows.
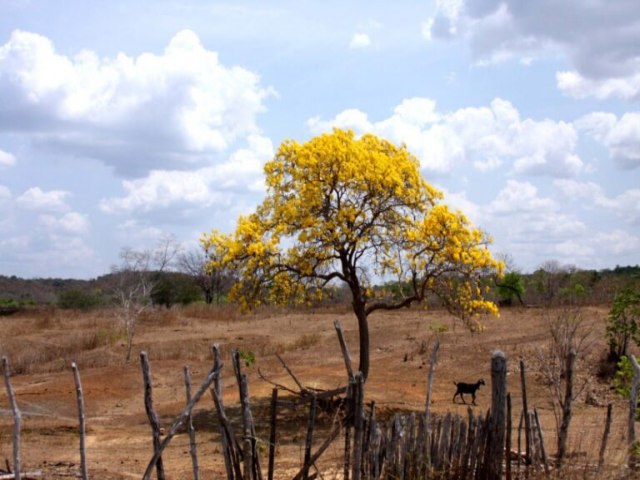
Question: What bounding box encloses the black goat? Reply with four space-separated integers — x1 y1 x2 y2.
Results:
452 379 485 405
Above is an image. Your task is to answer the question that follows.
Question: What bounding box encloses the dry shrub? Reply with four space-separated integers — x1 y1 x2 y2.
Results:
287 333 321 351
1 326 122 374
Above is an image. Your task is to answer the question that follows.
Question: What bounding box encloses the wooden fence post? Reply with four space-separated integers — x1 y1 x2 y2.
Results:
211 344 239 480
628 354 640 467
140 352 165 480
488 350 507 480
183 366 199 480
598 403 613 473
268 388 278 480
334 320 355 382
556 349 576 469
302 394 317 480
2 356 21 480
506 393 512 480
533 408 549 476
520 359 532 466
424 339 440 427
71 362 89 480
142 362 220 480
351 372 365 480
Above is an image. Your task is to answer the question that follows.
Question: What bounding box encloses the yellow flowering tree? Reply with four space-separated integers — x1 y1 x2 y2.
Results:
203 129 503 380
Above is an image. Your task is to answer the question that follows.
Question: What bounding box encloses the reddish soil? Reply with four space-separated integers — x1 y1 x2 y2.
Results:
0 305 631 478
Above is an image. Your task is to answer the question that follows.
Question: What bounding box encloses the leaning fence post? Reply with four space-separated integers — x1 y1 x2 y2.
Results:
211 344 238 480
142 362 220 480
140 352 165 480
71 362 89 480
598 403 613 473
334 320 355 382
533 408 550 476
2 356 21 480
183 366 200 480
520 359 532 466
488 350 507 480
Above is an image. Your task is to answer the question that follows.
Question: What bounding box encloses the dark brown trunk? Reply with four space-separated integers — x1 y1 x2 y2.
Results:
355 306 370 381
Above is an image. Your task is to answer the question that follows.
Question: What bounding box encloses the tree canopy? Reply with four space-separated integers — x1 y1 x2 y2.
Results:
203 129 503 379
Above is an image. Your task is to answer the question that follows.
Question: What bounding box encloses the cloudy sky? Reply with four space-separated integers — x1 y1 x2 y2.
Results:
0 0 639 279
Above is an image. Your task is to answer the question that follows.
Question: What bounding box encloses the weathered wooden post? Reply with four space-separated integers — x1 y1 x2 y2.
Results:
533 408 549 475
506 393 512 480
302 394 317 480
2 356 21 480
142 362 219 480
556 349 576 469
424 339 440 427
268 388 278 480
183 366 199 480
520 359 532 466
628 354 640 467
598 403 613 473
351 372 365 480
71 362 89 480
488 350 507 480
140 352 165 480
334 320 355 382
211 344 239 480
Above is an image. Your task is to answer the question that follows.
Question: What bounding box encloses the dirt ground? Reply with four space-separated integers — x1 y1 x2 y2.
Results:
0 305 632 478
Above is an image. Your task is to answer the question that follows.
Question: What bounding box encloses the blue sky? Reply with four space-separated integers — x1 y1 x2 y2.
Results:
0 0 638 279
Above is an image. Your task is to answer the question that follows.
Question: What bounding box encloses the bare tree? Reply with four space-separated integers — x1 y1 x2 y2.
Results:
179 244 233 305
534 309 594 459
112 235 181 363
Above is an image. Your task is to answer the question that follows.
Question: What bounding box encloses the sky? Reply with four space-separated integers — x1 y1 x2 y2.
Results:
0 0 639 279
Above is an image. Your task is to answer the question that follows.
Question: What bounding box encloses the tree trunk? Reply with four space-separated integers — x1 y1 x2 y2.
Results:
355 307 370 381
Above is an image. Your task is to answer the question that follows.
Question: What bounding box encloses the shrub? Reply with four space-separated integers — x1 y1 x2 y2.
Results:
57 289 106 310
606 287 640 362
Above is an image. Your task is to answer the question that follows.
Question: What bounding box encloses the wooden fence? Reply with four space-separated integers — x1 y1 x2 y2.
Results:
0 320 632 480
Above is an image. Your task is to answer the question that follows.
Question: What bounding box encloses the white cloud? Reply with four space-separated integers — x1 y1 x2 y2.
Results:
0 29 273 177
15 187 70 212
39 212 89 234
554 179 640 226
577 112 640 169
310 97 583 177
488 180 556 215
101 134 273 213
349 33 371 49
557 70 640 101
424 1 640 99
0 184 10 204
593 230 640 256
0 149 16 168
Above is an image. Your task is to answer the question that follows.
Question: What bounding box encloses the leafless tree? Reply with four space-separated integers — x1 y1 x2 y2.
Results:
178 244 234 305
533 309 594 460
112 235 181 363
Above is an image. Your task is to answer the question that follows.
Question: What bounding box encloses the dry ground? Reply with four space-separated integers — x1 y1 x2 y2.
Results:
0 304 632 478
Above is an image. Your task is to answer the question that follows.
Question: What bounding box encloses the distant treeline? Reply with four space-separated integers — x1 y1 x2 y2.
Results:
1 263 639 311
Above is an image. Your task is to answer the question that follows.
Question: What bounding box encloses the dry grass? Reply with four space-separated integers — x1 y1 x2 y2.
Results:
0 304 634 479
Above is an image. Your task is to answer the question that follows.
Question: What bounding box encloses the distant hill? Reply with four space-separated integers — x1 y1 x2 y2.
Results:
1 264 638 308
0 274 116 305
